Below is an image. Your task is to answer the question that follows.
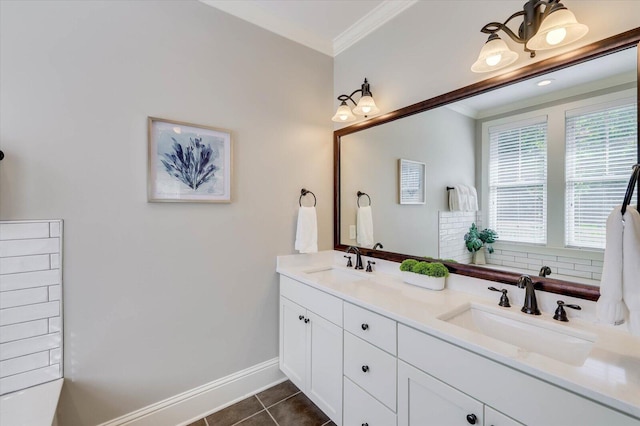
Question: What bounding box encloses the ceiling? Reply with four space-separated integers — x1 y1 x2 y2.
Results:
200 0 417 56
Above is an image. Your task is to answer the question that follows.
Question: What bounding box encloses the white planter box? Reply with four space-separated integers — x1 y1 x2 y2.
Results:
401 271 446 291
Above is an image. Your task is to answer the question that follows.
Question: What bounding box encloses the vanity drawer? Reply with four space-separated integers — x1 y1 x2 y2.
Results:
344 377 396 426
280 275 342 326
344 302 397 355
344 331 396 412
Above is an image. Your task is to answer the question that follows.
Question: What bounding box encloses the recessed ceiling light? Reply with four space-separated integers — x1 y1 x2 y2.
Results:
537 79 555 87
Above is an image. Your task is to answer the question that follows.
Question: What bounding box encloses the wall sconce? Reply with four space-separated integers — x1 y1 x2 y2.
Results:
332 78 380 123
471 0 588 73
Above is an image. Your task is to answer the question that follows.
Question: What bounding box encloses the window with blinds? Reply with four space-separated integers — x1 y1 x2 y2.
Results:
489 117 548 244
565 99 638 249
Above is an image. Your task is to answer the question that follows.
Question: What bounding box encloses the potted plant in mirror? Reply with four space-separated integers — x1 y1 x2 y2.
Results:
464 223 498 265
400 259 449 291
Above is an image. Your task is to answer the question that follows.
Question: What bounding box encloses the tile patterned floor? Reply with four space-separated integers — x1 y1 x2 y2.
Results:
187 380 336 426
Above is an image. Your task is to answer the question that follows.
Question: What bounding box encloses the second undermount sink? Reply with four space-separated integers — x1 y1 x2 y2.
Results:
303 267 367 285
439 303 596 366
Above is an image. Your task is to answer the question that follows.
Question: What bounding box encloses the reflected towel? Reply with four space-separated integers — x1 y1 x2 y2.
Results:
468 185 479 212
357 206 374 248
449 186 463 211
597 205 640 336
294 206 318 253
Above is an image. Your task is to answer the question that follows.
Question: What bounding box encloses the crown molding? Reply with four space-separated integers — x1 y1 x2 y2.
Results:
333 0 418 56
200 0 333 56
201 0 418 58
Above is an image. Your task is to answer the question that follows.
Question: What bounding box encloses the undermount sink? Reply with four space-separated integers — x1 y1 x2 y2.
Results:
439 303 596 366
303 267 366 285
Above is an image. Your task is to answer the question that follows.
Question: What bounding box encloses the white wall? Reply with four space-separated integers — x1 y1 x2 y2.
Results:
0 1 333 425
334 1 640 121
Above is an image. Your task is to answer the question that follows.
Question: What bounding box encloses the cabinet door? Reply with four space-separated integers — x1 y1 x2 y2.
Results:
280 297 307 391
307 310 343 426
485 407 522 426
398 361 483 426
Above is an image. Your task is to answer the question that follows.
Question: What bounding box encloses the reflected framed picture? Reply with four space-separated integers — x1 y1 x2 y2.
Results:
398 158 426 204
147 117 232 203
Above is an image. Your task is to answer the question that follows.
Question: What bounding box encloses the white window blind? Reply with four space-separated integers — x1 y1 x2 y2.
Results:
489 117 548 244
565 99 638 249
399 159 426 204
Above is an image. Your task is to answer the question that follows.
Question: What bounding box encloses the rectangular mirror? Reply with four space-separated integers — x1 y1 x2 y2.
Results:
335 30 640 300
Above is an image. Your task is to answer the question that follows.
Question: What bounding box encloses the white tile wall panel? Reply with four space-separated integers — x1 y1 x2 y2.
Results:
0 269 60 292
0 351 49 378
0 320 48 344
0 332 60 361
0 287 48 309
48 285 61 302
0 223 50 241
49 348 61 365
0 364 60 395
48 317 61 333
0 254 50 275
0 301 59 326
0 220 63 395
49 222 60 238
0 238 59 257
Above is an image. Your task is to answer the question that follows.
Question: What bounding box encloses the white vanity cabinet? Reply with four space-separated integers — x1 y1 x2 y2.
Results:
279 276 343 425
398 324 639 426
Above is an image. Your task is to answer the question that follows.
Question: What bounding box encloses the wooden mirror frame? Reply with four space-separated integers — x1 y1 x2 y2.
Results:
334 28 640 301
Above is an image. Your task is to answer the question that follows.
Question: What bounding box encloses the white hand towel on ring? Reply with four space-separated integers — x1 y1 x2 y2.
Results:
357 206 374 248
596 205 640 336
294 206 318 253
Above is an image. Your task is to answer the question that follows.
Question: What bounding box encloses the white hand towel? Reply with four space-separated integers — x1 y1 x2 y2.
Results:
294 206 317 253
597 205 640 335
357 206 374 248
622 206 640 336
468 185 479 212
449 186 462 211
458 184 470 211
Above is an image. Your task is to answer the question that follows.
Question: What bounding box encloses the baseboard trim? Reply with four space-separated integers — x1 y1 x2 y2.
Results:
98 358 285 426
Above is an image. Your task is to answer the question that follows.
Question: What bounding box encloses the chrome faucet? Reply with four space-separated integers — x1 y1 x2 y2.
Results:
517 275 541 315
346 246 364 270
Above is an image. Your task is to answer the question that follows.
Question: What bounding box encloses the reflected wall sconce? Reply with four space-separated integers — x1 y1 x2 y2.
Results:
471 0 588 73
332 78 380 123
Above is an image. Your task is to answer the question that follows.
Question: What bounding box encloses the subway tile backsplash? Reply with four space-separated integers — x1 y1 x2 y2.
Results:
437 213 601 283
0 220 63 395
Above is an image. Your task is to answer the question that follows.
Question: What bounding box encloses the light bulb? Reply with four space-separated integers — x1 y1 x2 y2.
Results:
485 54 502 67
339 114 348 121
361 106 372 114
546 27 567 45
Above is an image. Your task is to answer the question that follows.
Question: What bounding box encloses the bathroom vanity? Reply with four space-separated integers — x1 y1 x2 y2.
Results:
277 251 640 426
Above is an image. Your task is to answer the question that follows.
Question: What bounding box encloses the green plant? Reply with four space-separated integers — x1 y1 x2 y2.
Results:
464 223 498 254
399 259 418 272
405 261 449 278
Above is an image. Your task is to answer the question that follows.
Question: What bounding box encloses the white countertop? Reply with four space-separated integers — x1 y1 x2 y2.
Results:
276 251 640 420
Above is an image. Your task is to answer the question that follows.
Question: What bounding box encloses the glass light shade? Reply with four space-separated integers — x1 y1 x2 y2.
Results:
352 95 380 116
526 8 588 51
332 103 356 122
471 36 519 73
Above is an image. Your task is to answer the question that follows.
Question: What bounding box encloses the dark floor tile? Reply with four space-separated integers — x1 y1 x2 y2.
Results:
205 396 263 426
268 393 330 426
186 420 206 426
236 410 277 425
256 380 300 407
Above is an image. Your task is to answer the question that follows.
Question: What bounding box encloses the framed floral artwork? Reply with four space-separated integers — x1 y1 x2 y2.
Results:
147 117 232 203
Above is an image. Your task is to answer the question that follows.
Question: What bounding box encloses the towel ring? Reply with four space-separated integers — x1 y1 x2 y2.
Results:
299 188 316 207
357 191 371 207
621 164 640 216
